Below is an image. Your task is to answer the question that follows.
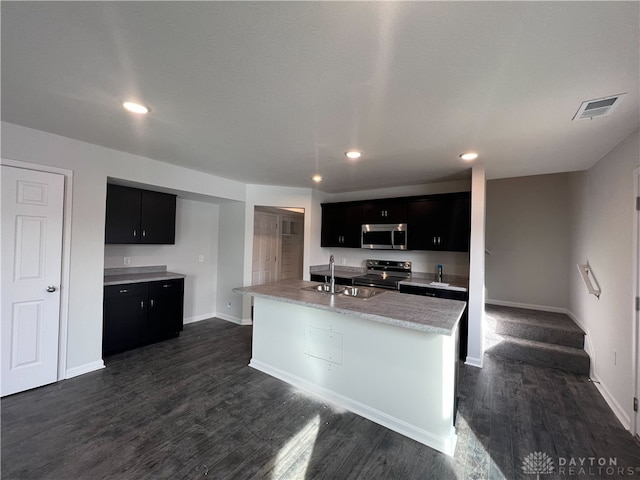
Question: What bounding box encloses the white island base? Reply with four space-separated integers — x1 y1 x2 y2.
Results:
249 297 459 455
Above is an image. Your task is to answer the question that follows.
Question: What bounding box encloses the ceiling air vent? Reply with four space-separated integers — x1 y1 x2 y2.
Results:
573 94 626 120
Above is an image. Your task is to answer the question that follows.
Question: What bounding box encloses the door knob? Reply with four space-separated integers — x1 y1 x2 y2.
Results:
46 285 57 293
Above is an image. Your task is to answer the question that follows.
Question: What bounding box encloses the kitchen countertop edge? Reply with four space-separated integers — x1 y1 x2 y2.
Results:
234 279 465 336
104 271 186 286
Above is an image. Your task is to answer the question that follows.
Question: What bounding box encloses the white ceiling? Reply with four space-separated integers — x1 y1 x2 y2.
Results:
2 2 638 193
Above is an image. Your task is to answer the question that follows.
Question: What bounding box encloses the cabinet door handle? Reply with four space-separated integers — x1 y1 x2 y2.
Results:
162 284 172 288
142 230 146 238
133 229 137 238
150 299 154 308
119 289 128 293
140 301 144 309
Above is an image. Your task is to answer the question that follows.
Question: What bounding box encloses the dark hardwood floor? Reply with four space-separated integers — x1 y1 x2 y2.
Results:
2 318 639 479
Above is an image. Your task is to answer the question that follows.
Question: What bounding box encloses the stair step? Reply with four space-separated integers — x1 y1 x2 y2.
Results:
486 335 590 376
486 304 585 348
495 318 584 348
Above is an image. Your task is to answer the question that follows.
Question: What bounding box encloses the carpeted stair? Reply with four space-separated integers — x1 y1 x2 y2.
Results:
485 304 590 376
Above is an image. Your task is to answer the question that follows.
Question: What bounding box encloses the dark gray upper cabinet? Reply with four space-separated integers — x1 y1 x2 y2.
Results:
362 200 407 224
320 203 363 248
407 192 471 252
105 184 176 244
321 191 470 251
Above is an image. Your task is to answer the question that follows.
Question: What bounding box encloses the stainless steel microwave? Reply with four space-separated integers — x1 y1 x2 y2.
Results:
361 224 407 250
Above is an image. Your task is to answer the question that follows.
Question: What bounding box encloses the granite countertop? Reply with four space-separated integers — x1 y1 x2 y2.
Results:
234 279 466 336
104 266 185 286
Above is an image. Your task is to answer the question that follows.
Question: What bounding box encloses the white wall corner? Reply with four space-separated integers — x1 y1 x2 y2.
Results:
183 313 216 324
216 312 253 326
467 166 486 366
65 360 105 380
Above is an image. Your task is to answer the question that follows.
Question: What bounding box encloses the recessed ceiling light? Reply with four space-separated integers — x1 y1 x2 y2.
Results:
345 151 362 159
123 101 150 114
460 152 478 161
312 174 323 183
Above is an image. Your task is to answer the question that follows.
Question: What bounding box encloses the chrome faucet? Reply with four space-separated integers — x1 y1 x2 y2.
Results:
329 254 336 294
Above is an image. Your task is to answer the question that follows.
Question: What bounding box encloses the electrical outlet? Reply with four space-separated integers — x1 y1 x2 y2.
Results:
341 257 347 265
124 257 131 265
226 302 232 309
198 255 205 263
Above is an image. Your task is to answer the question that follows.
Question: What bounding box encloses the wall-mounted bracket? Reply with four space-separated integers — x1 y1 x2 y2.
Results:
577 263 601 299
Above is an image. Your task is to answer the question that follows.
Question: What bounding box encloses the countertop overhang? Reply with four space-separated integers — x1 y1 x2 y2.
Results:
234 279 466 335
104 266 185 286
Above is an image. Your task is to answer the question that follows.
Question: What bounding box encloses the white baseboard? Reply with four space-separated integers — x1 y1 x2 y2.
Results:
183 312 215 324
216 312 253 326
65 360 105 379
249 359 457 456
486 299 568 314
566 309 631 431
591 372 631 430
465 355 483 368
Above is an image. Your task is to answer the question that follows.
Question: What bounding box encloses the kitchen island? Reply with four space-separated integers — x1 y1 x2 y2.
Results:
233 279 466 455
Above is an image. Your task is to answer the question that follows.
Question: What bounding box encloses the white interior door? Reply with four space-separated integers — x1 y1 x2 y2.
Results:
252 212 278 285
1 165 64 396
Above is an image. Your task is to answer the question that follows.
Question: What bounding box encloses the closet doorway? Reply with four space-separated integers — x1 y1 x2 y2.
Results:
252 206 304 285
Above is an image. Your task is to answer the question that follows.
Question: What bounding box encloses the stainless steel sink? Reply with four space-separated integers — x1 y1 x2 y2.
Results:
302 284 384 299
303 284 347 294
340 286 384 299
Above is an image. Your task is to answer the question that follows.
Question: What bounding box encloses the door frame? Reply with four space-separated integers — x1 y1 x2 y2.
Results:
1 158 73 381
633 166 640 438
252 209 280 284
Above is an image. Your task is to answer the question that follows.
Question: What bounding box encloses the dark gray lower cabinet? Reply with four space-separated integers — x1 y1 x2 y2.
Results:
103 283 147 355
147 279 184 343
103 278 184 355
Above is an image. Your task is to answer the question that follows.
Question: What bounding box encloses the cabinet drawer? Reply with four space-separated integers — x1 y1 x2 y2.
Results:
148 278 184 291
104 283 148 299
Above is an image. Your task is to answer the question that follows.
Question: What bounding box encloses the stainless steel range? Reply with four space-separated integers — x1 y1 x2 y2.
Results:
352 259 411 290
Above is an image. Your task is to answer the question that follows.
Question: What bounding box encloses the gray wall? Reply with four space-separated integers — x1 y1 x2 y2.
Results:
485 173 571 309
1 121 245 374
568 128 639 427
216 201 247 323
105 198 220 323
